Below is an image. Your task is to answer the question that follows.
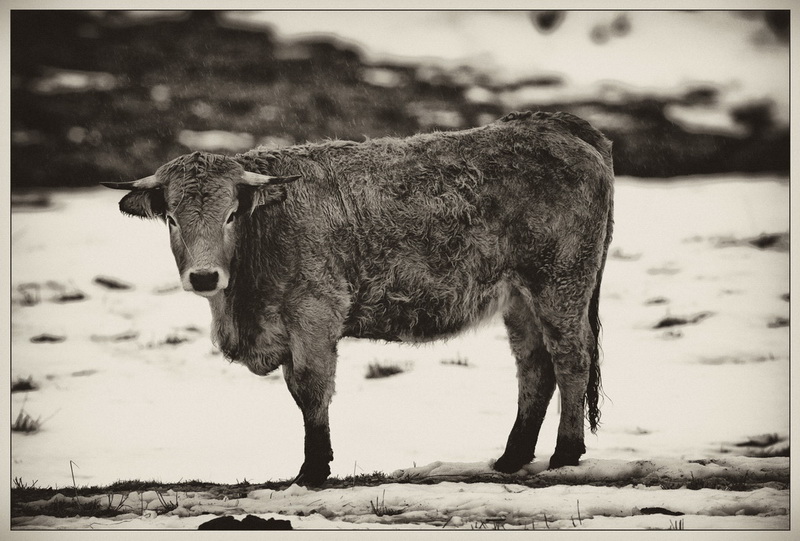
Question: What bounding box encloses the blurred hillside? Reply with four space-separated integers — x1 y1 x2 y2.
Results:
10 10 789 189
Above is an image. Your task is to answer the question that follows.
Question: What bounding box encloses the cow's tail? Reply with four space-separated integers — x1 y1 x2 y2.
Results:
586 257 605 434
586 168 614 435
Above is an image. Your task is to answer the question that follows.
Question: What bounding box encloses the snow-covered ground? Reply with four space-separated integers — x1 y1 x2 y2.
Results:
11 458 792 530
9 175 790 530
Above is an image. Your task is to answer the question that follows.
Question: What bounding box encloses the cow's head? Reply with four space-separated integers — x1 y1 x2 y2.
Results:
103 151 299 298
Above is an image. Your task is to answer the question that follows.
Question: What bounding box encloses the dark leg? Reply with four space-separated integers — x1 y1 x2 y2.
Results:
525 232 602 470
542 311 592 469
282 346 337 487
494 292 556 474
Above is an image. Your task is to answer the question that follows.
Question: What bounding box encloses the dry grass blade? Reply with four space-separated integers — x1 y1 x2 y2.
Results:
369 489 404 517
12 395 42 434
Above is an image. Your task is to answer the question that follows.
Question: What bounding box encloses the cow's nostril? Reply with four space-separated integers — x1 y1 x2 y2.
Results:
189 271 219 292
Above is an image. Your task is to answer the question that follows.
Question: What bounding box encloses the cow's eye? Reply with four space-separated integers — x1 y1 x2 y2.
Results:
226 211 236 224
166 215 177 227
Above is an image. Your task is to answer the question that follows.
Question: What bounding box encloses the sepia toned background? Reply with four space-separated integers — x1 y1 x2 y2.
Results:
10 10 789 190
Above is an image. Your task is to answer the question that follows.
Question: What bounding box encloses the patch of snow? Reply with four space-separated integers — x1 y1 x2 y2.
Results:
664 104 748 137
30 69 118 94
177 130 256 152
361 67 405 88
393 456 789 487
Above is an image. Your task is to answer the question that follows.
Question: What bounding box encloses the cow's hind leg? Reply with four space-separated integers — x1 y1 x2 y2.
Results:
494 290 556 473
537 298 595 469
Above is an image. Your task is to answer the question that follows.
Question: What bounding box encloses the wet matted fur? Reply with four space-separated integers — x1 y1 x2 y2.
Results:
106 111 614 486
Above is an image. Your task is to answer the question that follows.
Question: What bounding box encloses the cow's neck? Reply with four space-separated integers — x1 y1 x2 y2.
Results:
206 222 291 373
208 291 235 354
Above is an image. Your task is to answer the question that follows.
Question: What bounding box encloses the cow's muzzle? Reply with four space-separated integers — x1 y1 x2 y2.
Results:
185 267 229 297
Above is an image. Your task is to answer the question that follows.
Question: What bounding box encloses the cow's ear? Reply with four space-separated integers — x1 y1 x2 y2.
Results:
119 189 166 220
239 184 289 215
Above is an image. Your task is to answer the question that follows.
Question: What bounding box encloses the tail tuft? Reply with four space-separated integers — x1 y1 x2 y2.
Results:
586 277 604 433
586 202 612 433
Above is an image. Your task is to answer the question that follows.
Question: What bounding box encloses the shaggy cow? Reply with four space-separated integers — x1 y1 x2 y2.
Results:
104 111 614 486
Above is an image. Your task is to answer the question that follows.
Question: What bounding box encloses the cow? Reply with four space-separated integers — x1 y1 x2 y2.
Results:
103 110 614 487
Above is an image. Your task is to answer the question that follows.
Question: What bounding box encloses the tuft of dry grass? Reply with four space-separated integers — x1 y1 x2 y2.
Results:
653 311 713 329
12 376 38 393
155 491 180 514
669 518 685 530
440 355 470 367
365 361 408 379
767 316 789 329
734 432 789 458
13 478 38 490
12 406 42 434
369 489 404 517
17 283 41 306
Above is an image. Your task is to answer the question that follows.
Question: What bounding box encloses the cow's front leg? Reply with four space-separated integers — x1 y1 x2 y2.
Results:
282 341 338 487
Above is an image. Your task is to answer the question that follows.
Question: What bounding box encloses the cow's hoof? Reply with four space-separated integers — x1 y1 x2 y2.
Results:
547 451 581 470
492 454 529 474
292 462 331 487
548 437 585 469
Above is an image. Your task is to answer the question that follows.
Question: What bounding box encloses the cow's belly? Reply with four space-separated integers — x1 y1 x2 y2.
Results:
342 276 511 342
339 213 511 342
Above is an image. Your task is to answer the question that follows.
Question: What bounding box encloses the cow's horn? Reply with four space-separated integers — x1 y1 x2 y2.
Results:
101 174 161 190
241 171 301 186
